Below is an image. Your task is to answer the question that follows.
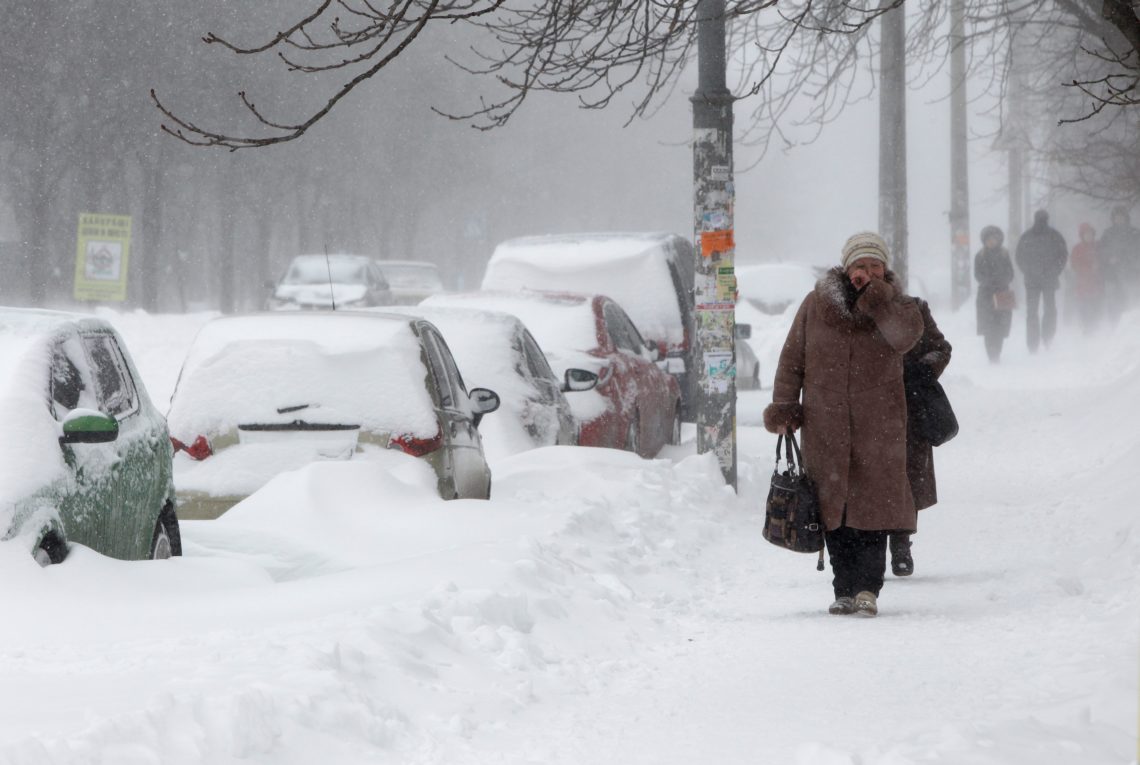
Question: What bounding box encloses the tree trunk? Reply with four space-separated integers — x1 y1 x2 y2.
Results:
139 156 165 312
949 0 971 309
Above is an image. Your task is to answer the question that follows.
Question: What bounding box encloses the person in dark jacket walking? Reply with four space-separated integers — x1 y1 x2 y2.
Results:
1015 210 1068 352
889 299 952 577
1097 206 1138 325
764 231 923 618
974 225 1015 362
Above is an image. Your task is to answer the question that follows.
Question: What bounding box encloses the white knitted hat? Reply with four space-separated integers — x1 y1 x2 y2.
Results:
841 231 890 269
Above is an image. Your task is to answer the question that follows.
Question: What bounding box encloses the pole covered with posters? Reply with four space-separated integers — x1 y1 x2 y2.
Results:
691 0 737 490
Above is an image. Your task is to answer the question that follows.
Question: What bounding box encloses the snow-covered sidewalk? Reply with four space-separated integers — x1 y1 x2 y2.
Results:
0 306 1132 764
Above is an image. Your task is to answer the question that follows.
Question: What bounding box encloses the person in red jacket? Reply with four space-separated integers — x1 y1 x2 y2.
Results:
1069 222 1103 334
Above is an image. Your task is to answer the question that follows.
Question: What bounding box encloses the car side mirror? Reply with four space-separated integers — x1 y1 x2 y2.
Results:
561 368 599 393
735 323 752 340
467 388 500 429
59 409 118 445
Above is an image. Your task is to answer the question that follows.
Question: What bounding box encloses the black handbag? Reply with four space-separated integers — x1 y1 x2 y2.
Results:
905 369 959 446
763 433 824 557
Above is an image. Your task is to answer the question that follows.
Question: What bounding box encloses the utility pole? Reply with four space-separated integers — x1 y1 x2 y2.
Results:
879 4 908 290
692 0 737 490
949 0 971 310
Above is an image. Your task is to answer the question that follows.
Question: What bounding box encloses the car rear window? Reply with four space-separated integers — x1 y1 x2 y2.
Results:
168 316 438 441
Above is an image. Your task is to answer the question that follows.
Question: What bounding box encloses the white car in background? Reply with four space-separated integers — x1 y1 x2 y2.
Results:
384 305 598 459
266 254 393 310
735 262 821 315
377 260 446 305
167 312 500 518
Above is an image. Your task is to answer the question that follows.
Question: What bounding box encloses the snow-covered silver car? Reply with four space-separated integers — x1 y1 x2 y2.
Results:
168 312 500 518
384 305 598 458
267 254 393 310
0 309 179 564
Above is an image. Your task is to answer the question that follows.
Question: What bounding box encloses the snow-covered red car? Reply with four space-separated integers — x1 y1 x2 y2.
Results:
422 290 681 457
481 233 696 416
167 312 500 518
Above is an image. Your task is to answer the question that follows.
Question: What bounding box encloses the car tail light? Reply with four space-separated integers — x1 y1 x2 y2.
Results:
171 435 212 461
388 430 443 457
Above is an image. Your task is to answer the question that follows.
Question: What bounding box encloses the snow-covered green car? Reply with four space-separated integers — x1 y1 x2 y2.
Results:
0 309 179 564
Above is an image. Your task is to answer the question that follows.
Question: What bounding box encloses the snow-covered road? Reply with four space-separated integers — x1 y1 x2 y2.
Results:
0 305 1133 764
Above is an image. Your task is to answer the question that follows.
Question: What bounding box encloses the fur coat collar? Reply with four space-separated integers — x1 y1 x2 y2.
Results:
815 266 903 329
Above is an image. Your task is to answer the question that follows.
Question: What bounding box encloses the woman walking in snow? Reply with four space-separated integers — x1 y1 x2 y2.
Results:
1069 222 1103 334
764 232 923 617
974 225 1015 362
889 299 953 577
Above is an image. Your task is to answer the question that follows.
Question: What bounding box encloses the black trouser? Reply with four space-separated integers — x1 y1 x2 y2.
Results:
826 526 888 599
1025 285 1057 351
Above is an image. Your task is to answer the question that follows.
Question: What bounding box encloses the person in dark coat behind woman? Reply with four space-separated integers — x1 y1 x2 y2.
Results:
974 225 1015 362
764 232 923 618
1015 210 1068 352
889 299 952 577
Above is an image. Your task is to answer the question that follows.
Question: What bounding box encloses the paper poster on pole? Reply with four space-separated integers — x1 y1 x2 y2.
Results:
74 213 131 302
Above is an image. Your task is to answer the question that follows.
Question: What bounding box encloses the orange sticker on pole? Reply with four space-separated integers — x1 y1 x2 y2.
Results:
701 229 735 257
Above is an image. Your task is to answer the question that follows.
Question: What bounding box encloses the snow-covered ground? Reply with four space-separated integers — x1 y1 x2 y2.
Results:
0 302 1134 764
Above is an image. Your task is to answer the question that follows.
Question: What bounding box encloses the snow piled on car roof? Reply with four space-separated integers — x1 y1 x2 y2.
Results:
167 313 438 442
482 233 685 346
422 291 600 361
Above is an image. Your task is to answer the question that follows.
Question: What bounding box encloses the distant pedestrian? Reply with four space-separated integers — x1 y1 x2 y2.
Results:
890 298 952 577
1097 206 1139 325
764 232 923 618
974 225 1015 362
1015 210 1068 352
1069 223 1103 334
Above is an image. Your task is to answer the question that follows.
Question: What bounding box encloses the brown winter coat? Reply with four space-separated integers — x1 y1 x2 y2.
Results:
905 299 952 512
764 268 924 533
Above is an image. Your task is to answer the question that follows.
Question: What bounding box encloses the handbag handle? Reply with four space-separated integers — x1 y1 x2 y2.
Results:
775 432 805 475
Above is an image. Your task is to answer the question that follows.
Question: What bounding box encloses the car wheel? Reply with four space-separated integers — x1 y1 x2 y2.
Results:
670 406 682 445
34 534 67 567
150 506 182 560
625 412 640 456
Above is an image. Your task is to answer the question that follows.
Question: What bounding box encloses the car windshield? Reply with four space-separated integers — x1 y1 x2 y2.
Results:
281 257 369 286
381 263 444 290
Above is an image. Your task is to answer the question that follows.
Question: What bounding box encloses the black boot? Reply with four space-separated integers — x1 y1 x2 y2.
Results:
890 534 913 577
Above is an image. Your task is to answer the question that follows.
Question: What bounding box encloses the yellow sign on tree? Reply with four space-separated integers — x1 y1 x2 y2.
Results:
74 213 131 302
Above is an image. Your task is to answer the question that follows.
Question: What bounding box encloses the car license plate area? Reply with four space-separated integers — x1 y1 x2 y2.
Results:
237 424 360 459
